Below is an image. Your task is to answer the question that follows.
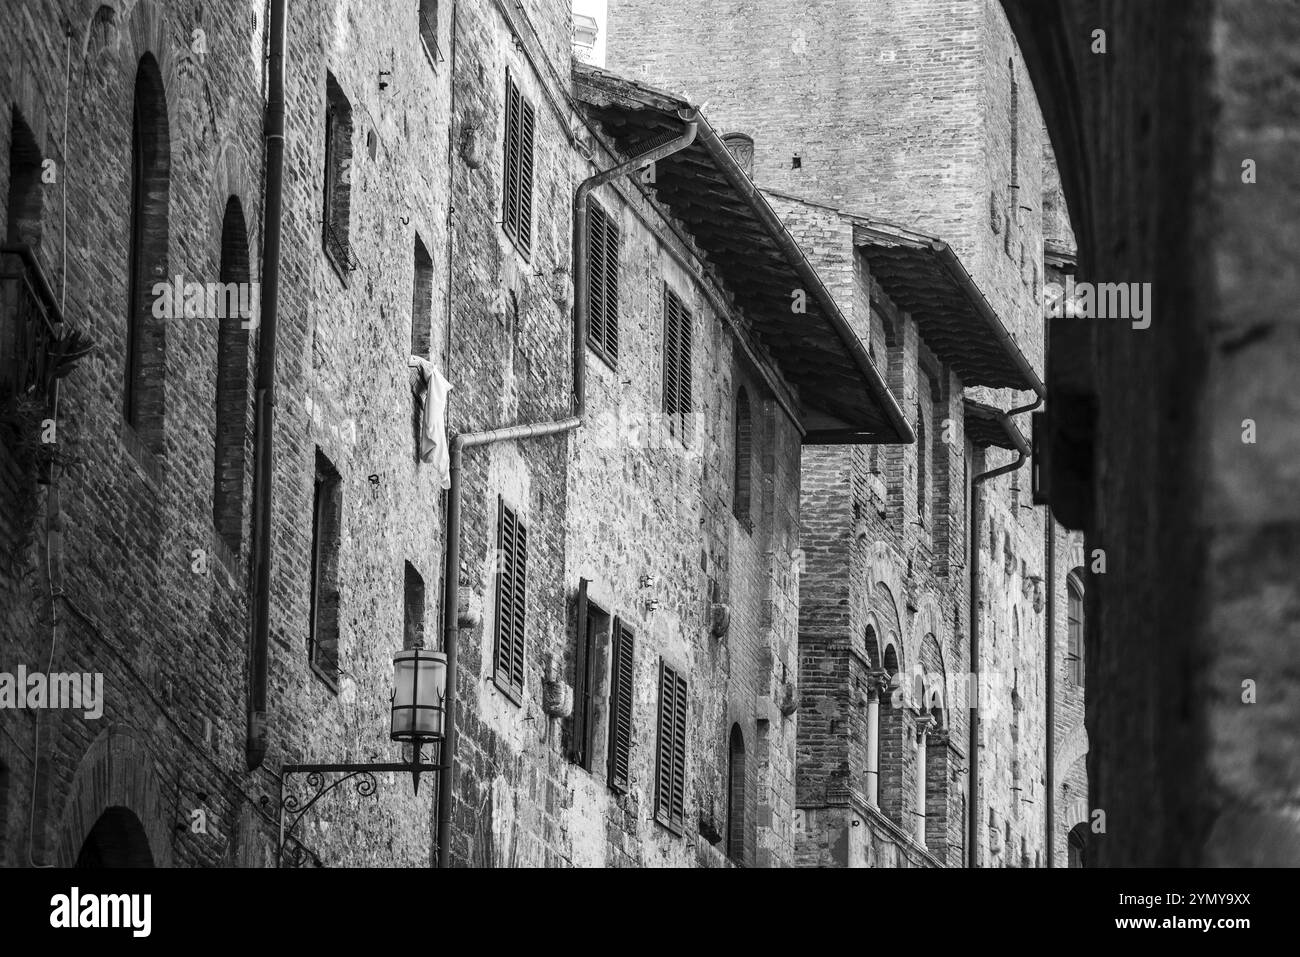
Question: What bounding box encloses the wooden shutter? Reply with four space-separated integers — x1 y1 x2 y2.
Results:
655 659 687 833
662 287 692 418
607 619 634 793
503 73 522 244
502 72 534 256
493 497 526 702
587 201 619 364
517 97 535 253
571 579 595 769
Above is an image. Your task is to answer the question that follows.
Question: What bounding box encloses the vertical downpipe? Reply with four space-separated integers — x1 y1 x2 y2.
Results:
247 0 287 771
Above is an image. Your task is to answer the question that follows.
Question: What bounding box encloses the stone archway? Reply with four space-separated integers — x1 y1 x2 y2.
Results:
56 727 172 867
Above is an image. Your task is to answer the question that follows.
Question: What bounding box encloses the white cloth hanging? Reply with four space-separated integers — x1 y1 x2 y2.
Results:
409 356 453 489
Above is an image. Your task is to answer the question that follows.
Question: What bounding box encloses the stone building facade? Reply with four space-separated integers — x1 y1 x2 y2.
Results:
607 0 1087 867
0 0 914 870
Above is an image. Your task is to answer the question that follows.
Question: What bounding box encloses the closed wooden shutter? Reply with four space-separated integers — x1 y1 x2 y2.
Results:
662 287 692 419
607 619 634 793
502 71 534 255
571 579 595 769
655 659 687 833
492 497 527 702
587 201 620 364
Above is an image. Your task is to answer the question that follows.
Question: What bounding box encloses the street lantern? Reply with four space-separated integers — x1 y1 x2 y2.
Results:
272 640 448 866
390 645 446 744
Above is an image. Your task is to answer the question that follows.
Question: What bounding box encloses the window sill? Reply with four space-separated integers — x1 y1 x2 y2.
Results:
654 814 684 838
323 242 351 289
502 226 532 263
587 340 617 373
310 658 341 694
492 673 523 706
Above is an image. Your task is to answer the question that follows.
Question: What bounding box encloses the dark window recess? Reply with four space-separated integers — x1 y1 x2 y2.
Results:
310 450 343 688
570 579 601 770
501 70 536 256
586 200 619 364
661 286 693 435
404 561 426 650
213 197 252 555
654 659 687 834
916 405 927 523
492 497 527 702
733 387 753 527
322 72 356 275
418 0 442 66
606 619 634 793
6 107 43 249
125 54 170 452
411 233 434 357
727 724 746 862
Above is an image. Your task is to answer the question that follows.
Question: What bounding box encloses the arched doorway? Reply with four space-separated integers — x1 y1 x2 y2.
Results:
1067 822 1088 869
75 807 154 868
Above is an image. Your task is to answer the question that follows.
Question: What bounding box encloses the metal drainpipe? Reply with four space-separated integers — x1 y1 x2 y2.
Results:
434 111 699 867
966 394 1039 865
247 0 287 771
1045 507 1056 867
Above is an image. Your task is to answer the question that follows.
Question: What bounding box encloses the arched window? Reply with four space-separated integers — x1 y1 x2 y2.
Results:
1068 822 1088 868
125 54 170 452
915 404 927 523
733 387 752 528
213 197 250 555
1067 570 1084 686
727 724 746 863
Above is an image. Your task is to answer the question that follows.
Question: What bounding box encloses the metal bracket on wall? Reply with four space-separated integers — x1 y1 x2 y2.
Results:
267 757 444 867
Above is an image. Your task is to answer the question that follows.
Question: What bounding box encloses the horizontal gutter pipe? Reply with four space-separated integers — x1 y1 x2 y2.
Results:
436 113 700 868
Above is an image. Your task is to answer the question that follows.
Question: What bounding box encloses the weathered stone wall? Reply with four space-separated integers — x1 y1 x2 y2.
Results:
606 0 1074 867
0 0 453 868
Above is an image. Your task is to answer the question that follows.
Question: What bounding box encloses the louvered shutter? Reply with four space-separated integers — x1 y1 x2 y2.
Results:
517 98 535 254
655 660 687 833
607 619 634 793
503 74 521 242
587 202 619 364
571 579 594 769
493 497 526 702
662 288 692 420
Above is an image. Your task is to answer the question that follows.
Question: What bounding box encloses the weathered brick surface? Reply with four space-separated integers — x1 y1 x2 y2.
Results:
0 0 804 868
607 0 1081 867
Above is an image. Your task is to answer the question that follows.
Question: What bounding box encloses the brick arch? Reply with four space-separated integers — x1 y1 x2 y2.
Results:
1060 754 1090 828
113 0 184 136
79 1 123 60
909 592 942 668
209 138 259 258
56 727 173 867
1055 723 1089 781
918 632 947 720
870 580 904 674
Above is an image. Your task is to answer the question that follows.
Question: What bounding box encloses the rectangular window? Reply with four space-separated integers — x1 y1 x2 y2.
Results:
607 619 634 793
587 200 620 365
492 496 527 703
404 561 426 650
661 286 692 433
654 659 687 833
322 73 355 278
411 234 434 357
501 70 536 256
418 0 442 68
310 449 343 688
